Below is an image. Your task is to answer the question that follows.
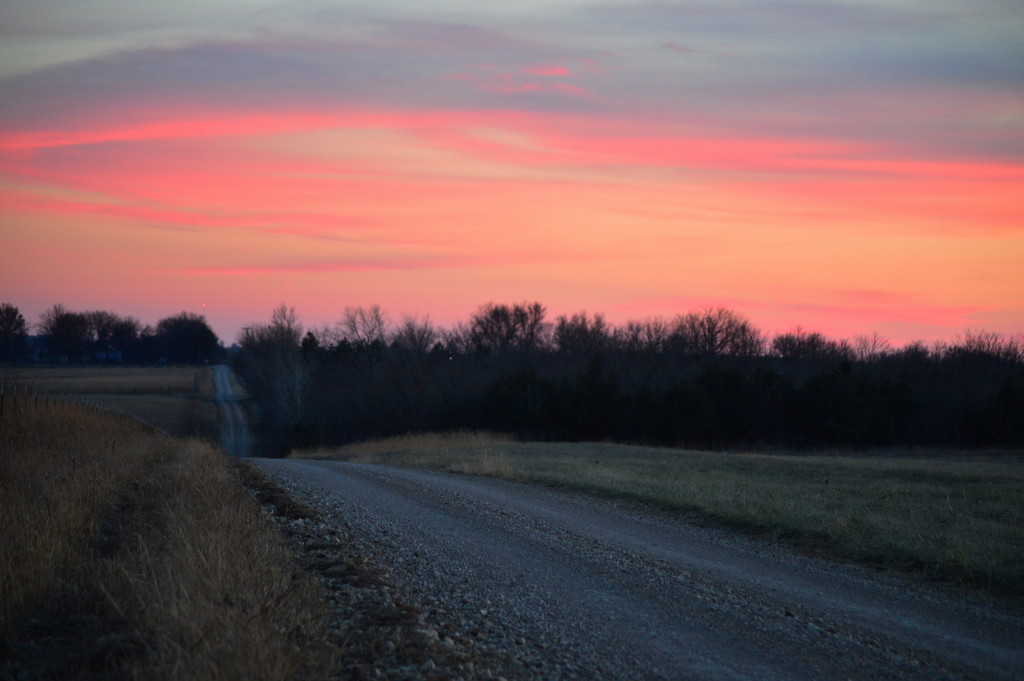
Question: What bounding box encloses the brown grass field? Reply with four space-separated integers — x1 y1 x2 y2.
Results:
1 365 216 437
311 432 1024 602
1 365 205 395
0 382 335 680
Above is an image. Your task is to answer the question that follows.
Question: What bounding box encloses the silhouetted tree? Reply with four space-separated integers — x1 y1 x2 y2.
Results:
232 301 1022 450
83 310 141 361
238 305 315 452
483 369 557 438
669 308 764 356
561 354 624 440
613 317 671 353
696 365 755 443
440 321 474 355
109 315 143 360
554 312 611 354
771 326 852 360
945 329 1022 364
887 340 932 368
975 376 1024 445
390 315 438 354
851 332 891 362
469 302 549 354
0 303 29 361
793 366 914 446
336 305 389 349
301 331 320 359
155 312 220 363
38 304 90 361
661 380 718 445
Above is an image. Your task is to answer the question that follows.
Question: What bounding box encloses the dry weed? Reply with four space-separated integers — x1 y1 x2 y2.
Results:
0 391 333 680
310 430 513 461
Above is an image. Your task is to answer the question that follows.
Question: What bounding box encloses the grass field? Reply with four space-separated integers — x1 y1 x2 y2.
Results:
310 432 1024 601
1 365 205 395
0 381 334 680
1 365 217 437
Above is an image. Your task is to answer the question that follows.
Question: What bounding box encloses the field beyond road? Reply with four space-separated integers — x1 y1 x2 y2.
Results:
1 365 216 437
310 433 1024 601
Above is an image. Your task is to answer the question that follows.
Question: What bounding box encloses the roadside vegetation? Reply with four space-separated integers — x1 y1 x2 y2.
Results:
311 433 1024 602
0 388 334 680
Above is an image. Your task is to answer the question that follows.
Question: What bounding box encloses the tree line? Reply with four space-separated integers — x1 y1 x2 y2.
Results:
234 303 1024 454
0 302 220 364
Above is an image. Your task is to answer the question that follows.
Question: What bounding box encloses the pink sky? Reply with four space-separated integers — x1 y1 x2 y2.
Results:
1 1 1022 345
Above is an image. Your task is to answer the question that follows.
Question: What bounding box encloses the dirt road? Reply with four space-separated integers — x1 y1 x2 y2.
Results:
213 364 250 457
255 459 1024 681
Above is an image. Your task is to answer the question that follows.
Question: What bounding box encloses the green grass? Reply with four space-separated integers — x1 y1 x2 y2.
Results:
308 433 1024 600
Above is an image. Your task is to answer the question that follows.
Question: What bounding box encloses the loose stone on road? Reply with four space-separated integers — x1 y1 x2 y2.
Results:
256 459 1024 681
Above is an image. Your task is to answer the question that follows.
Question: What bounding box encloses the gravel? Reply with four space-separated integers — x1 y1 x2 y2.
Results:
253 458 1024 681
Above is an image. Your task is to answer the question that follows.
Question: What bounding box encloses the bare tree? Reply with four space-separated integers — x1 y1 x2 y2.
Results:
390 315 438 354
613 317 671 353
851 332 891 362
440 321 474 355
670 307 764 356
269 304 304 346
946 329 1022 363
771 326 852 360
469 302 549 354
553 312 610 354
38 304 91 361
239 305 316 448
336 305 389 348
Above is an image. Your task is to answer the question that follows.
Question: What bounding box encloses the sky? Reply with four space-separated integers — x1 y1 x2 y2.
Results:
1 0 1022 345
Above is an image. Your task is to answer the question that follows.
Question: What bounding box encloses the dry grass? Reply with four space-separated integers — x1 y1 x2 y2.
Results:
87 394 218 438
1 365 205 396
0 393 334 680
312 430 515 461
313 435 1024 599
2 365 218 439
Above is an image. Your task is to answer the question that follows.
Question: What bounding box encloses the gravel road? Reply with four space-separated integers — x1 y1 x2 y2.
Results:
213 364 250 457
254 458 1024 681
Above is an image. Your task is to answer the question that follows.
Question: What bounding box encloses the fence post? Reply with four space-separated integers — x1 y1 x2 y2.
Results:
1 383 5 423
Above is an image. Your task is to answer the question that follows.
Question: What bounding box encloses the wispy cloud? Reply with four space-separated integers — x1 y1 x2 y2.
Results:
2 0 1022 342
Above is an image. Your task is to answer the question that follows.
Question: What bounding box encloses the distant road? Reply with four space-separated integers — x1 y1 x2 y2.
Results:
256 459 1024 681
213 364 250 457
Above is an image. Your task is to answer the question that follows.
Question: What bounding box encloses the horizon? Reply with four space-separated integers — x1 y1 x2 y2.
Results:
5 298 1020 350
2 1 1022 345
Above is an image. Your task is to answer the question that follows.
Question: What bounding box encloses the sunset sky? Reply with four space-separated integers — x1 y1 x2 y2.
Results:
2 0 1022 345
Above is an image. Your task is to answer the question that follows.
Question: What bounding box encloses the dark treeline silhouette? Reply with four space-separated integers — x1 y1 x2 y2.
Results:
235 303 1024 454
0 302 221 364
